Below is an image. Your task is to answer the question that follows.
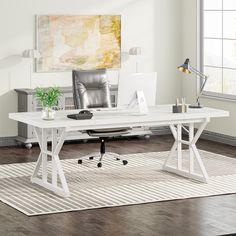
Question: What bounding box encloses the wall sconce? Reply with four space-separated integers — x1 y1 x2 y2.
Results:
129 47 142 73
22 49 41 88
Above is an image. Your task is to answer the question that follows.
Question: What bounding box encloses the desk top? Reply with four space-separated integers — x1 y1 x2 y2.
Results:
9 105 229 130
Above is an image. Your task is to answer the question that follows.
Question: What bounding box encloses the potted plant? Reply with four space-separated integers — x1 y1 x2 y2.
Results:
35 87 62 120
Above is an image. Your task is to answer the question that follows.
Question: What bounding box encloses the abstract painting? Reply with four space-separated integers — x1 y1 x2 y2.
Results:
36 15 121 72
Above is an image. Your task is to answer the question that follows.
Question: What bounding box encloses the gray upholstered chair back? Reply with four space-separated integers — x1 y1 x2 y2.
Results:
72 69 112 109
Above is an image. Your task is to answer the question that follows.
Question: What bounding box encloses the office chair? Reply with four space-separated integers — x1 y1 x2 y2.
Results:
72 69 130 168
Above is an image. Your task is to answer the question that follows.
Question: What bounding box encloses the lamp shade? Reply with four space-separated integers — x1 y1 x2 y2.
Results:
22 49 41 59
178 58 191 74
129 47 142 56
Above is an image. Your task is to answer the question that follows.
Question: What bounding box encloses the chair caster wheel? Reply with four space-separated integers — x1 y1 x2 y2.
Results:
123 160 128 165
97 162 102 168
116 158 120 161
78 159 83 164
89 156 94 160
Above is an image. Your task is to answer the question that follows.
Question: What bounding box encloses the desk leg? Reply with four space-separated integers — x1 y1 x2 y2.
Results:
52 128 58 188
189 123 194 174
31 127 70 198
163 120 209 183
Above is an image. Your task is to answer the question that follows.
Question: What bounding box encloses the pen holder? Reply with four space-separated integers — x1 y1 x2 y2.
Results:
172 105 187 113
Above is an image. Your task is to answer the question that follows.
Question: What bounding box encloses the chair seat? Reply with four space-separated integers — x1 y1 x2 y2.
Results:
87 128 130 137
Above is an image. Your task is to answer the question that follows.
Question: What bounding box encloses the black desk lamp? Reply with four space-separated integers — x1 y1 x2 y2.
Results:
178 58 208 109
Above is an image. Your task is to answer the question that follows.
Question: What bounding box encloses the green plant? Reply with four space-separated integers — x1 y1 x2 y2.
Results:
35 87 62 109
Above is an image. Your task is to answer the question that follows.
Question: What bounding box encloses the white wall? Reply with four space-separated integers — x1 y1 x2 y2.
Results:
182 0 234 136
0 0 182 137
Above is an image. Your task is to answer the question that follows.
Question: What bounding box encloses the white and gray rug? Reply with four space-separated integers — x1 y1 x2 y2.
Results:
1 150 236 216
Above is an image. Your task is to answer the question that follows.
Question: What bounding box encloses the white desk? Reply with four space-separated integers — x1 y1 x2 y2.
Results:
9 105 229 197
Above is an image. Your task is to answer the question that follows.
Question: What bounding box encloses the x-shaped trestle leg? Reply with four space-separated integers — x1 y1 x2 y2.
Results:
31 127 70 197
163 119 210 183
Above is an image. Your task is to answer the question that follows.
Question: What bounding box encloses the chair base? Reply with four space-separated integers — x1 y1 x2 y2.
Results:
78 137 128 168
78 152 128 168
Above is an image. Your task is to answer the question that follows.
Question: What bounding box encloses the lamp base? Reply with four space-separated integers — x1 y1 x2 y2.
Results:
189 104 203 109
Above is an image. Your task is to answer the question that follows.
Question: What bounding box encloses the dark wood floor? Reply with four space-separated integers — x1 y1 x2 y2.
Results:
1 135 236 236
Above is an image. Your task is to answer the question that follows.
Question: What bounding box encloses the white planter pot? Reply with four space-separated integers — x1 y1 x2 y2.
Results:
41 107 55 120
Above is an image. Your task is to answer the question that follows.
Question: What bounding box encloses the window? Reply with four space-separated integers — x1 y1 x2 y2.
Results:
201 0 236 98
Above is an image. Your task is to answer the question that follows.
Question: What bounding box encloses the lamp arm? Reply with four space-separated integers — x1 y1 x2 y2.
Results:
189 65 208 106
199 75 208 94
189 66 208 80
196 76 208 104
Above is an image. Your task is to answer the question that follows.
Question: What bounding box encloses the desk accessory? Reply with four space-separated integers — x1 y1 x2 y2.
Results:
117 72 157 109
67 110 93 120
178 58 208 109
172 98 187 113
35 87 62 120
128 90 148 115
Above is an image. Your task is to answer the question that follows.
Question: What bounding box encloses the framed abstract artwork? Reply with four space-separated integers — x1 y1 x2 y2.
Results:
36 15 121 72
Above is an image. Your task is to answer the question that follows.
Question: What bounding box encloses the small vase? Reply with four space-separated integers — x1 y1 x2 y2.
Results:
41 107 55 120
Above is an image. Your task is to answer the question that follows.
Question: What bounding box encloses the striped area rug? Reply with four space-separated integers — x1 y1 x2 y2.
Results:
1 150 236 216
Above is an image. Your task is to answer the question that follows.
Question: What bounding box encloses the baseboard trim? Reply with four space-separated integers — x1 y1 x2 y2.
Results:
1 129 236 147
200 131 236 147
152 126 236 147
0 136 18 147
